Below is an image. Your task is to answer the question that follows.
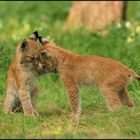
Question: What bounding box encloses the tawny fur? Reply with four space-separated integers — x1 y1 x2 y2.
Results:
3 36 43 117
37 39 140 117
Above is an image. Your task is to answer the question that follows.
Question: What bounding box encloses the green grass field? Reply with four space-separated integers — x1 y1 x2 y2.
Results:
0 1 140 138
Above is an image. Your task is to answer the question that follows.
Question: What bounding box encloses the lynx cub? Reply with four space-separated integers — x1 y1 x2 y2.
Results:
37 36 140 117
3 31 43 117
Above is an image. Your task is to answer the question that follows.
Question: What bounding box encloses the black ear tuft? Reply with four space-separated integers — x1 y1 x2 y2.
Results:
33 31 39 38
38 36 43 44
20 41 29 52
29 30 39 40
38 36 49 45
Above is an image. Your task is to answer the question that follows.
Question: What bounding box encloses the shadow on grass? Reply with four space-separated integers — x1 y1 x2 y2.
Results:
39 107 69 118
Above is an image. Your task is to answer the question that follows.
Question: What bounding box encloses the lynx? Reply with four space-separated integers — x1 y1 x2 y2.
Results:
36 36 140 117
3 31 43 117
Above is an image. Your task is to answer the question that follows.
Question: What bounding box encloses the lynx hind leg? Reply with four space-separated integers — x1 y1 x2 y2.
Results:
101 86 122 111
3 89 17 113
101 74 132 111
119 88 134 107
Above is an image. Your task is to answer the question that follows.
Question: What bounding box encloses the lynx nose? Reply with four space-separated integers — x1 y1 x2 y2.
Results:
38 62 43 69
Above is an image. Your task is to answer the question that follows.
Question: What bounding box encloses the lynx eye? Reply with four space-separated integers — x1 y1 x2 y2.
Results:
32 57 35 61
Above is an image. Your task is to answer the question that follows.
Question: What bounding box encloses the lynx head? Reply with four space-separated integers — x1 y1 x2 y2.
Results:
17 31 44 75
37 36 59 73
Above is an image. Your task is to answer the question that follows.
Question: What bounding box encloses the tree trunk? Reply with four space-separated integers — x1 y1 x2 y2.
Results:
65 1 127 33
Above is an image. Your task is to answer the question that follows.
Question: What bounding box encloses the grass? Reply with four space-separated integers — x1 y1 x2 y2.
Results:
0 1 140 139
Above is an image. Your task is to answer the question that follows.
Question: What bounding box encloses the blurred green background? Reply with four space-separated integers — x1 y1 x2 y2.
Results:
0 1 140 138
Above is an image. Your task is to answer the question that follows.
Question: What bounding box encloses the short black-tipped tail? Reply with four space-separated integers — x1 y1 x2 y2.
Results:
128 69 140 81
135 76 140 81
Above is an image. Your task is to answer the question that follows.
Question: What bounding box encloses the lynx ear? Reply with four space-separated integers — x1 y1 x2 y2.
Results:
29 31 39 40
38 36 49 45
20 41 29 52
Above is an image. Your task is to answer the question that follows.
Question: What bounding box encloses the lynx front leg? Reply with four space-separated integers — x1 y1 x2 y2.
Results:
18 88 37 117
69 88 81 118
63 79 81 118
31 86 39 116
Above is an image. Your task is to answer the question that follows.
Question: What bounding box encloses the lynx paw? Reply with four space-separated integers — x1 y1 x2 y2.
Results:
25 110 39 117
71 111 81 119
33 109 39 116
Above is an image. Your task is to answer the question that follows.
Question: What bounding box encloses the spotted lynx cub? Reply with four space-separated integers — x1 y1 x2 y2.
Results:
3 31 43 117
